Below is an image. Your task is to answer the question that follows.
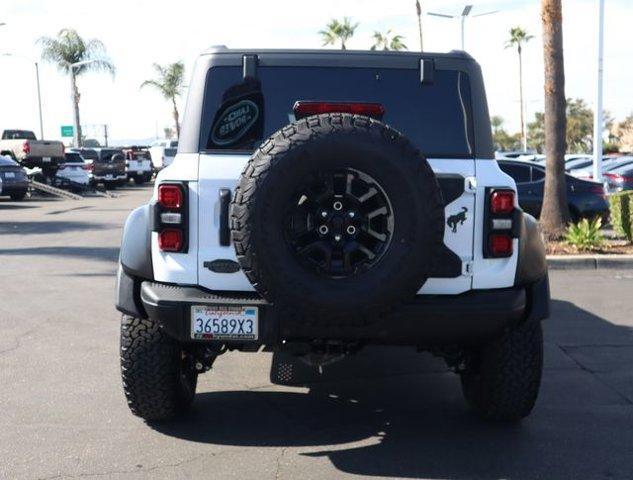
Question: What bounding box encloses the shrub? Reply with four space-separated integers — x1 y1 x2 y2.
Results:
609 191 633 242
564 217 604 251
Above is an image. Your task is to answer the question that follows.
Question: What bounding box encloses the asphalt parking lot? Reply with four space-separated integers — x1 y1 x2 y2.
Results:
1 185 633 480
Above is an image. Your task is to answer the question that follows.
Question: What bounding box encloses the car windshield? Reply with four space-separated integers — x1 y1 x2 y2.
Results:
200 65 475 158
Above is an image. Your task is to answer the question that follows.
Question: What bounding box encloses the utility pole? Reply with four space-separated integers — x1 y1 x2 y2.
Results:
103 124 109 146
416 0 424 52
427 5 498 51
592 0 605 182
35 62 44 139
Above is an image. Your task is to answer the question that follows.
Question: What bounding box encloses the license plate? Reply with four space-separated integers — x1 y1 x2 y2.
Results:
191 305 258 340
43 157 51 162
4 172 15 178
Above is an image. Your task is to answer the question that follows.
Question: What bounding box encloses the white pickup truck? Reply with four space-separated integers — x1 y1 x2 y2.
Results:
0 129 65 176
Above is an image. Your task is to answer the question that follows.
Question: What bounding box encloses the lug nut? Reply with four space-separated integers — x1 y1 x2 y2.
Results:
334 234 342 242
333 201 343 211
348 211 355 218
195 362 204 371
346 225 356 235
321 211 328 218
318 225 329 235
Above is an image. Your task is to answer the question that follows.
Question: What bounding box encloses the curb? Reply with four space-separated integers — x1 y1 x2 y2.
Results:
547 255 633 270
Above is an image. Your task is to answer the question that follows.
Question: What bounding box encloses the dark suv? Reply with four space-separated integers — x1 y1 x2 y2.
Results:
72 148 127 188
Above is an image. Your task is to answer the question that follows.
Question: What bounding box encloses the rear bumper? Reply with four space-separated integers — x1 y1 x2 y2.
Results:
21 156 63 168
92 173 127 181
0 181 29 193
134 276 549 347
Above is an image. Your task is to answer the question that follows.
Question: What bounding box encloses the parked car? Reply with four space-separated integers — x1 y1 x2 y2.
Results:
162 146 177 168
0 129 65 176
604 162 633 193
570 156 633 181
497 159 608 221
55 152 90 188
70 148 126 188
0 154 29 200
495 149 539 160
149 139 178 170
122 147 153 184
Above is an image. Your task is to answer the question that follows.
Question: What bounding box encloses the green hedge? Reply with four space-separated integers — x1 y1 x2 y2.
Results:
609 191 633 242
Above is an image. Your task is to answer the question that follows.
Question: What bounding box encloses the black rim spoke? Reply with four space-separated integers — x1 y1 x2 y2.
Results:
284 168 394 278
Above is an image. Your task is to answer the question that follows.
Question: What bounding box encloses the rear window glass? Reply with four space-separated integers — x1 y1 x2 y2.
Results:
2 130 37 140
65 153 84 163
100 150 123 161
128 151 150 160
76 149 98 161
200 66 474 158
164 148 177 157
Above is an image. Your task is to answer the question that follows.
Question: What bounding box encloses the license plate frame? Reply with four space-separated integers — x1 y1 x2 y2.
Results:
190 305 259 341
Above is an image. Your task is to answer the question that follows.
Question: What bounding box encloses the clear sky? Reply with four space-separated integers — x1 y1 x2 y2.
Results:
1 0 631 144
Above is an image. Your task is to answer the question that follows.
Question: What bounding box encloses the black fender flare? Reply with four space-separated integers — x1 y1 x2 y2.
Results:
115 205 153 317
514 212 550 322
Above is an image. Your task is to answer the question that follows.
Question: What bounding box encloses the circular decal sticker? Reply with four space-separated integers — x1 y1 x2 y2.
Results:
211 99 260 146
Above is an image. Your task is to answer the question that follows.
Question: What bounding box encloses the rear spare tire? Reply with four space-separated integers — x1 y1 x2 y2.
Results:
230 113 445 323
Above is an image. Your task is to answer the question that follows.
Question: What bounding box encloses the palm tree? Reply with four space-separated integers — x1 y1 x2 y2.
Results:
371 30 408 51
416 0 424 51
319 18 359 50
540 0 570 237
141 62 185 138
505 27 534 152
38 29 114 147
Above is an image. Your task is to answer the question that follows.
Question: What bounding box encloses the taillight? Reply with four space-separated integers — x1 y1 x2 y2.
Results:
489 234 513 257
604 173 624 183
158 229 183 252
490 190 515 214
155 183 187 253
484 188 516 258
82 163 93 171
293 101 385 120
158 184 183 209
22 141 30 154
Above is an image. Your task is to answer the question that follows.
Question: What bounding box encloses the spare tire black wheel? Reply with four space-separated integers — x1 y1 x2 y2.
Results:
230 113 445 324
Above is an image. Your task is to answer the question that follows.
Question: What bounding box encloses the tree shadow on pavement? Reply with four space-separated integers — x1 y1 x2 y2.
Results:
153 300 633 480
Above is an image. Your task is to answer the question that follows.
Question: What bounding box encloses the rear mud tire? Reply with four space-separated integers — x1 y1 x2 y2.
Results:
120 315 197 422
460 320 543 422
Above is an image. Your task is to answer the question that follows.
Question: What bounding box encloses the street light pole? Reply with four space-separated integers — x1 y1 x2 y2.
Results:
427 5 497 51
592 0 605 182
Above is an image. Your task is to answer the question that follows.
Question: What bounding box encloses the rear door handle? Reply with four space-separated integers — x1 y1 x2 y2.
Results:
219 188 231 246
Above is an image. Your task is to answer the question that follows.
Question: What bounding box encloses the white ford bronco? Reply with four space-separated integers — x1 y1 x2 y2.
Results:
116 47 549 423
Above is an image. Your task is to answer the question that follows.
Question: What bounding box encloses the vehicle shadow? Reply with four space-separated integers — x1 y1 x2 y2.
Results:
0 220 112 235
153 300 633 479
0 246 119 262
